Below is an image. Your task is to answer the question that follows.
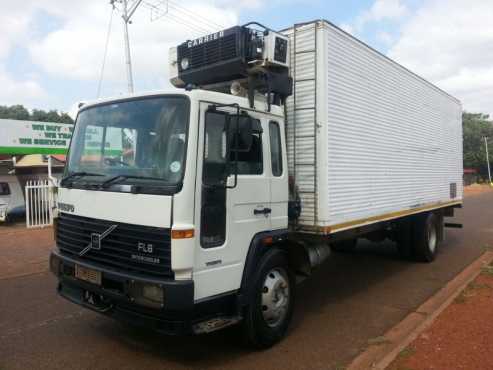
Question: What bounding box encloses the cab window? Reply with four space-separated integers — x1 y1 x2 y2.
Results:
230 118 263 175
269 121 283 176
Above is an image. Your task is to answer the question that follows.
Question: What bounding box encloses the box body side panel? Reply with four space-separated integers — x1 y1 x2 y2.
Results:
322 23 462 227
285 21 463 230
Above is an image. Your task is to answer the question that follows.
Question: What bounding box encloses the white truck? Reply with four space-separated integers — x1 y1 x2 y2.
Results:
50 20 463 348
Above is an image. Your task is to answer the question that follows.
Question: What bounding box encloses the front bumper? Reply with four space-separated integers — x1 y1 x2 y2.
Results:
50 250 196 335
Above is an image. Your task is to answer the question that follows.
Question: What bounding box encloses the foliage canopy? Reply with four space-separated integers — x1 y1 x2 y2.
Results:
463 112 493 178
0 104 74 124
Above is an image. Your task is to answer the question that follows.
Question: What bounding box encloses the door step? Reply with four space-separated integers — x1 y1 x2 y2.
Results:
193 316 243 334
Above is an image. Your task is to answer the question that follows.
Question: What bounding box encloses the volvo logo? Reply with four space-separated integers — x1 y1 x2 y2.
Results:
79 225 118 257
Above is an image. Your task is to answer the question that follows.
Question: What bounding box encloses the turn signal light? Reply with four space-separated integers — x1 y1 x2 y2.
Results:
171 229 195 239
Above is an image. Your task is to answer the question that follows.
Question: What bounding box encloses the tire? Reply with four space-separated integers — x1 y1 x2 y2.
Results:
413 212 439 262
242 248 295 349
330 238 357 253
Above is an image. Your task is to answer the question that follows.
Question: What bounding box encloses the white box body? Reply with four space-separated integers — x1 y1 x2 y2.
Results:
283 21 463 233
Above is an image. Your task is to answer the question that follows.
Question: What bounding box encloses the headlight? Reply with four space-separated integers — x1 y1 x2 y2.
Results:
128 281 164 309
181 57 190 70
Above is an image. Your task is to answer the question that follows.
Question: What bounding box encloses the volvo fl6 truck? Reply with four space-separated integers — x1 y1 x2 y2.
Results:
50 20 463 348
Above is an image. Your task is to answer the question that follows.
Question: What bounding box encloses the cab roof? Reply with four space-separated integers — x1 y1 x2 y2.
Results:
78 89 284 118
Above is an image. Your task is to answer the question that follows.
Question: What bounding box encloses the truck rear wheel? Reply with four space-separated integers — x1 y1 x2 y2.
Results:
242 249 295 349
413 212 439 262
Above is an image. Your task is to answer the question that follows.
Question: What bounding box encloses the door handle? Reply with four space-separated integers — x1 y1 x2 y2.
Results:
254 207 272 215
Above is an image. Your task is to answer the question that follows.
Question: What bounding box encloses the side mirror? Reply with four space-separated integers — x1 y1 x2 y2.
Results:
229 114 253 153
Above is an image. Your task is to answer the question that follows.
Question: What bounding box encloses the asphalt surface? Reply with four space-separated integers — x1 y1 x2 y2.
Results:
1 190 492 370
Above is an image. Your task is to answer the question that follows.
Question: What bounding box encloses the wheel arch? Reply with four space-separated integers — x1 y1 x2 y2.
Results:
239 229 289 303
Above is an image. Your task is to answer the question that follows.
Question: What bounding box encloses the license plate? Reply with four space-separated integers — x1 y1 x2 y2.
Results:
75 264 102 286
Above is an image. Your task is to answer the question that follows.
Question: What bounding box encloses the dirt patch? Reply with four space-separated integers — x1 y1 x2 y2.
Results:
464 183 493 197
0 225 54 279
0 221 27 235
388 270 493 370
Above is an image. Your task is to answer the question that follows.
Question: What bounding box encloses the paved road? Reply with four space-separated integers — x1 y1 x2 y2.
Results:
1 190 492 370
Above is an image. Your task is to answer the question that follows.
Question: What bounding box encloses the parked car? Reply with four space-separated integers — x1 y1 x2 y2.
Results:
0 175 25 223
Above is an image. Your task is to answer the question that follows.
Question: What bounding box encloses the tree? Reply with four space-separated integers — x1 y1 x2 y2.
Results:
463 112 493 179
0 105 30 120
0 104 74 124
30 109 49 122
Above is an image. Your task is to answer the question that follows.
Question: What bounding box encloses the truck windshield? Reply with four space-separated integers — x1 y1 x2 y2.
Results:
66 96 189 189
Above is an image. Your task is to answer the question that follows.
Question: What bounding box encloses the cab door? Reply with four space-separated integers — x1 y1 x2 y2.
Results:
193 103 271 301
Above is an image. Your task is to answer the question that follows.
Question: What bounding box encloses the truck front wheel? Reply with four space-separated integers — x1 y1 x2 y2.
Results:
242 249 295 348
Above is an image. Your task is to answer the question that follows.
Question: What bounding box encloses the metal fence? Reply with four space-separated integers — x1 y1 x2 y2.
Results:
25 180 56 228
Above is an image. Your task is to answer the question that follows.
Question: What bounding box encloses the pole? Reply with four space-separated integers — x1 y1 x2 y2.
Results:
485 136 492 185
122 0 134 93
120 0 142 93
47 156 57 187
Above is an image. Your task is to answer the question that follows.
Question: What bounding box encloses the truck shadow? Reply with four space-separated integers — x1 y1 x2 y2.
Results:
77 194 486 368
97 238 460 368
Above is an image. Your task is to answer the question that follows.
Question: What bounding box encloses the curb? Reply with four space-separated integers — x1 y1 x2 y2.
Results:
346 251 493 370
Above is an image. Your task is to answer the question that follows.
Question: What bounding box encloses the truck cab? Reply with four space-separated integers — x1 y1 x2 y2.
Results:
50 89 292 346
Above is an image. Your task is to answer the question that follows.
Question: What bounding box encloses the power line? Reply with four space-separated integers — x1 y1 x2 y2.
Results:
142 0 168 21
162 15 211 36
145 0 226 31
142 0 227 34
163 10 215 34
166 0 227 30
97 4 115 98
141 1 211 34
141 1 215 35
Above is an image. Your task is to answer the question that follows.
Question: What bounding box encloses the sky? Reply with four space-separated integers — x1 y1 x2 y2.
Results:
1 0 492 117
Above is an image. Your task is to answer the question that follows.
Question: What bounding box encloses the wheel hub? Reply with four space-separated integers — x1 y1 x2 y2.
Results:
261 268 290 328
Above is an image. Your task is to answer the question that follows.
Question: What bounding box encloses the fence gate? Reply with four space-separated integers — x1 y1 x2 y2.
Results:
25 180 56 228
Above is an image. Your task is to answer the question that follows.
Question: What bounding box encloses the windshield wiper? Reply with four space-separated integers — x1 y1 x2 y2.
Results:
60 171 104 186
100 175 166 189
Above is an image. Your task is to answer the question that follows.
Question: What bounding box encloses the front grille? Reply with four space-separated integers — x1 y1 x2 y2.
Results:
57 213 172 278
